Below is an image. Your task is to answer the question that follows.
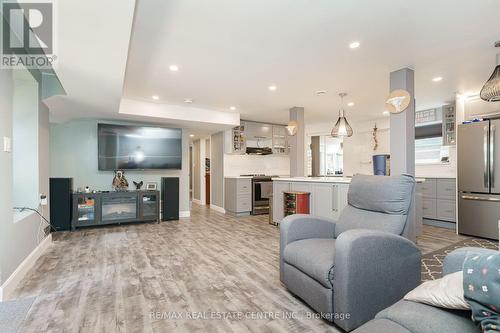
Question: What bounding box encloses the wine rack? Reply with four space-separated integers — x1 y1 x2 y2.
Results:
283 191 310 217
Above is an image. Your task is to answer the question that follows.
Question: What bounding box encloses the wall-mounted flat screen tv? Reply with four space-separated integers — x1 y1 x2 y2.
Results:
98 124 182 170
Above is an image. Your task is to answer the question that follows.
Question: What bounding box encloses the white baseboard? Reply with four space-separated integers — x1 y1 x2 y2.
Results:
180 210 191 218
0 234 52 301
210 204 225 214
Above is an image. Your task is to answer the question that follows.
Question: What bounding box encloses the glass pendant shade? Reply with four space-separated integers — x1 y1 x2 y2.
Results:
331 92 353 138
286 120 298 136
480 64 500 102
331 111 353 138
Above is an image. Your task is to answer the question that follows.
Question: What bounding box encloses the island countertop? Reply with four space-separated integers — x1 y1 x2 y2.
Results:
272 176 425 183
272 176 352 183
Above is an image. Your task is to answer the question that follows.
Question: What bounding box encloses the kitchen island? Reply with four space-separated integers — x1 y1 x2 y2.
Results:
272 176 424 239
272 177 351 224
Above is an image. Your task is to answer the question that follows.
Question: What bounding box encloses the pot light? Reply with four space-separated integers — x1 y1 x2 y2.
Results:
432 76 443 82
347 102 354 107
349 41 360 49
383 110 390 116
268 85 277 91
152 95 159 100
184 98 193 103
169 65 179 72
315 90 327 96
229 106 237 111
189 134 195 138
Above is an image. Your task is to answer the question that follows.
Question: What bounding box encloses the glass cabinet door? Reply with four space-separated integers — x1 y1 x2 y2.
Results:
272 125 288 154
141 193 158 218
76 196 97 224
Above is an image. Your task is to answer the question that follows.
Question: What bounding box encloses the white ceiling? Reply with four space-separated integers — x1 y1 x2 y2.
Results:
46 0 136 123
50 0 500 131
123 0 500 125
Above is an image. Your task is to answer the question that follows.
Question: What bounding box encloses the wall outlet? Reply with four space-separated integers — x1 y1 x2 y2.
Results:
40 194 47 206
3 136 11 152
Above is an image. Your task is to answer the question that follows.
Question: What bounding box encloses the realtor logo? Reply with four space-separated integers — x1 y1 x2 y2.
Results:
1 0 57 68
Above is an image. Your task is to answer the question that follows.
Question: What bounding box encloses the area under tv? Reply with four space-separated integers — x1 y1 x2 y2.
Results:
71 190 160 230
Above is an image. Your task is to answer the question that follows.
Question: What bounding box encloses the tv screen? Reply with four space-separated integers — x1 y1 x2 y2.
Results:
98 124 182 170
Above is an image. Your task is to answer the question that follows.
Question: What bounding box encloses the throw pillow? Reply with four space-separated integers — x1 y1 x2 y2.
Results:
463 253 500 333
404 271 470 310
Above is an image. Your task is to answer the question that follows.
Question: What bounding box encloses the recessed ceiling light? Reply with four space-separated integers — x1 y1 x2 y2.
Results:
152 95 159 100
347 102 354 107
349 41 360 49
268 85 277 91
184 98 193 103
169 65 179 72
315 90 327 96
189 134 195 138
229 106 237 111
383 110 390 115
432 76 443 82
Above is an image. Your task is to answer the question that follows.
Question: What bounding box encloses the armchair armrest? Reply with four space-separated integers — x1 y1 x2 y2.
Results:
443 247 498 276
279 214 336 282
332 229 421 332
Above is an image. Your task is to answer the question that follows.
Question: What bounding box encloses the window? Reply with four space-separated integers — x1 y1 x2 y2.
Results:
307 135 343 176
321 136 343 175
415 136 450 164
12 67 40 215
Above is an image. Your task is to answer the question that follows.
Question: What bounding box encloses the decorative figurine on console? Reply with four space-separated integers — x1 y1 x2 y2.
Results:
112 170 129 191
133 181 144 190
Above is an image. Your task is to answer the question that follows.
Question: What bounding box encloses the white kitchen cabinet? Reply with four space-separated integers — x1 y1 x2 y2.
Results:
291 182 312 193
272 125 288 155
225 178 252 215
273 180 349 223
273 181 291 223
312 183 348 220
417 177 456 223
312 183 335 219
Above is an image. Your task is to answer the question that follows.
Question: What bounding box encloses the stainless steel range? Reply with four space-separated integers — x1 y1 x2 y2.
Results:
240 174 275 215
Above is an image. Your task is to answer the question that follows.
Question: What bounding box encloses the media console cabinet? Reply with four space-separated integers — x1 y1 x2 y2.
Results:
72 190 160 230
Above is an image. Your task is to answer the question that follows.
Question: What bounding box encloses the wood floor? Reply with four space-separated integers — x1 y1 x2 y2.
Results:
12 204 468 333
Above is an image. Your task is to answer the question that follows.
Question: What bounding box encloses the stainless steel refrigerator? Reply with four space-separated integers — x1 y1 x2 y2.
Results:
458 119 500 240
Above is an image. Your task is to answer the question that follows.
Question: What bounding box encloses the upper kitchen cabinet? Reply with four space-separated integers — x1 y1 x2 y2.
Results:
272 125 289 155
224 121 246 154
224 121 289 155
415 105 456 146
245 122 273 150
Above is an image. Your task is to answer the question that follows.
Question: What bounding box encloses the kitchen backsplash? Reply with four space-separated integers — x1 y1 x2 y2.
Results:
224 154 290 176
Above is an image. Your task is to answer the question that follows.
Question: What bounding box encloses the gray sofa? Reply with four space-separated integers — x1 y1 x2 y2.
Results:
353 247 496 333
280 174 422 331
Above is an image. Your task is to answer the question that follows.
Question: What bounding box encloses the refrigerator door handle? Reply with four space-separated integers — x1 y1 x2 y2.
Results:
484 126 489 188
491 125 495 188
461 195 500 202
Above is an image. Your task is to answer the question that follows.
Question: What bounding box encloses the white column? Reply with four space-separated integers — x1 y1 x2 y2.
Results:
200 138 206 204
289 107 305 177
389 68 415 176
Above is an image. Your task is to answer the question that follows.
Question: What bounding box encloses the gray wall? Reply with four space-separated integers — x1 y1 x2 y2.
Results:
0 69 50 285
210 132 224 208
192 140 201 200
49 119 190 213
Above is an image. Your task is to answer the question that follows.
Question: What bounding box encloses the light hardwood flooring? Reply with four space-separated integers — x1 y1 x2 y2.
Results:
12 204 468 332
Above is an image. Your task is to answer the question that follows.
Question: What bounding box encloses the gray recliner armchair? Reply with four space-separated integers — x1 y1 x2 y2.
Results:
280 174 422 331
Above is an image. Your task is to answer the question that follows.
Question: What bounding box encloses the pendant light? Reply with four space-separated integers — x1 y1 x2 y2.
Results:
331 93 353 138
480 41 500 102
286 120 298 136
